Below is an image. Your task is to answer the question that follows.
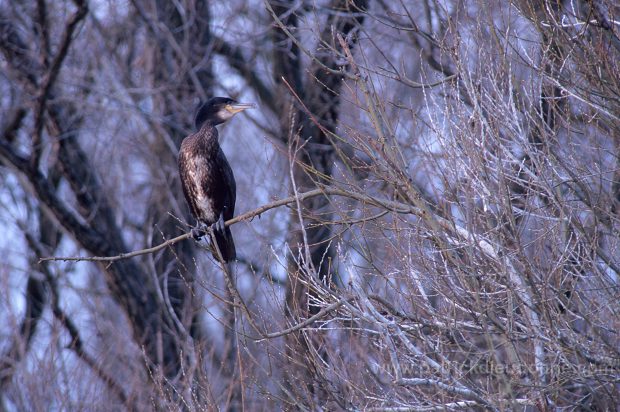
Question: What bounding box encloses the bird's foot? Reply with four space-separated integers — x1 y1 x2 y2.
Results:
214 213 226 235
191 227 206 240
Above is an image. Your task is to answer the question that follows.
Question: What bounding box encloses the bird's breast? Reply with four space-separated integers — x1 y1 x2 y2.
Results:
187 155 219 223
195 194 217 223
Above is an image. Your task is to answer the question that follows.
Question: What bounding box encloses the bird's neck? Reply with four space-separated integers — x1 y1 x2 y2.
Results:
201 118 225 127
197 123 221 148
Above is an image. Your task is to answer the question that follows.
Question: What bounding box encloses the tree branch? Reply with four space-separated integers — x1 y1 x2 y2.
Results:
38 188 325 262
258 297 349 340
213 36 276 112
23 231 130 406
32 0 88 169
1 107 26 143
37 185 426 263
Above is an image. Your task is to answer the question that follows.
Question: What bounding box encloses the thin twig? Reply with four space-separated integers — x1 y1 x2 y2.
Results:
39 232 193 263
39 186 409 263
264 0 353 79
39 184 516 291
207 228 262 337
257 297 350 340
24 232 130 406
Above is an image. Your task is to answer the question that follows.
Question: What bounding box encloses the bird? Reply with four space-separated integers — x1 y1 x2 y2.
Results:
178 97 255 262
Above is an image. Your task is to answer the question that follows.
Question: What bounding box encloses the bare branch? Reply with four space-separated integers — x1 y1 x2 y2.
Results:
32 0 88 169
258 297 349 340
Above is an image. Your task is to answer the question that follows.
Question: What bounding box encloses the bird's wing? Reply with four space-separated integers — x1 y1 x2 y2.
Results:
178 135 203 221
217 147 236 219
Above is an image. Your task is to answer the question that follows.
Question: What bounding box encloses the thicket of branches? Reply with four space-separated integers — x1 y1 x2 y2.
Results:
1 0 619 410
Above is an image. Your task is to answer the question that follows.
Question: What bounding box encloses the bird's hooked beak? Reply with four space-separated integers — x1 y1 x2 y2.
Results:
226 102 256 114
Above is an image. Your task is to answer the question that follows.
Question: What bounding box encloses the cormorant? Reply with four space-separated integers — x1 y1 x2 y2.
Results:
178 97 255 262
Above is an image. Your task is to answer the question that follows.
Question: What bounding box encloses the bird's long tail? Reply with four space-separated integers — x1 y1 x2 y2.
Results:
212 226 236 262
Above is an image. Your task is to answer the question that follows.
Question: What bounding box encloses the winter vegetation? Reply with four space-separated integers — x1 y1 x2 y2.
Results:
1 0 619 410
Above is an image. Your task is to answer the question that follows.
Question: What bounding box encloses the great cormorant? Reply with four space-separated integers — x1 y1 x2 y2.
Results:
178 97 255 262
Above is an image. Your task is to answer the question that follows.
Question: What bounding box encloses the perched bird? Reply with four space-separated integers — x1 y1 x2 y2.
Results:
178 97 255 262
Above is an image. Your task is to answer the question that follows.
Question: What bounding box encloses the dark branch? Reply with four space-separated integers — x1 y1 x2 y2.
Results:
32 0 88 170
213 36 277 113
24 231 130 406
0 275 46 390
1 107 27 143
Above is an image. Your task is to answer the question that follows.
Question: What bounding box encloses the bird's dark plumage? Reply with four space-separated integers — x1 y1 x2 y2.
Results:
178 97 254 262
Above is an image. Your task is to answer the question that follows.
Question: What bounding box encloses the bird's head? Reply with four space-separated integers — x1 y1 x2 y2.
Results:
194 97 256 129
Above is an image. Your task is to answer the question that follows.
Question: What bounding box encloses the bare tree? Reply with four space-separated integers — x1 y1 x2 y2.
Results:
1 0 212 407
1 0 619 410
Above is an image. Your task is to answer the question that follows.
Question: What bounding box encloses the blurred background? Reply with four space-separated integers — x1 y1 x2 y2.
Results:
1 0 619 410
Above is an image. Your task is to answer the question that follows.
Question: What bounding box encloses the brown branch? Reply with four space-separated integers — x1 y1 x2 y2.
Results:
39 188 327 262
38 186 418 263
0 10 41 86
235 256 286 286
265 1 352 80
52 305 130 405
396 378 486 405
35 0 51 65
212 229 352 341
1 137 183 380
32 0 88 169
0 140 101 254
258 297 350 340
213 36 276 113
0 275 46 390
1 107 27 143
39 232 194 263
23 231 130 406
